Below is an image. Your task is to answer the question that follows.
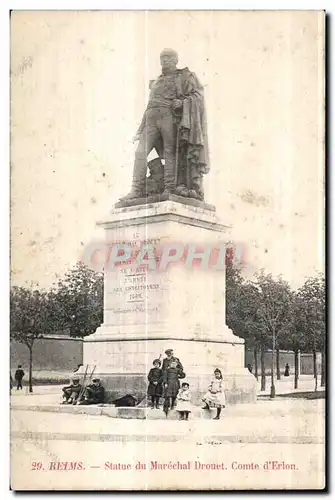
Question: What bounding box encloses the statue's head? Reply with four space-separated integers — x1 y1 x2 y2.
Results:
160 48 178 73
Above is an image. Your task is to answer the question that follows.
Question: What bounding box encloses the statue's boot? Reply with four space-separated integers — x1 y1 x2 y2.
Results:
119 190 142 201
162 153 176 196
120 153 147 201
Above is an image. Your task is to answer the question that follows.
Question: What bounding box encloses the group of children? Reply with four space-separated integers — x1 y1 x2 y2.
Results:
147 350 226 420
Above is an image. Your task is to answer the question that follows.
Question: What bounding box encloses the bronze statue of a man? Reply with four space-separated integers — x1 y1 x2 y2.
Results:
122 49 210 202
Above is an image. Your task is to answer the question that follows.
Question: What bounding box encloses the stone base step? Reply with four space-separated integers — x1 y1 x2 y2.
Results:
11 403 218 420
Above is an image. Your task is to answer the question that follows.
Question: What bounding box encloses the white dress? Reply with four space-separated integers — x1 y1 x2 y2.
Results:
176 389 192 412
202 378 226 407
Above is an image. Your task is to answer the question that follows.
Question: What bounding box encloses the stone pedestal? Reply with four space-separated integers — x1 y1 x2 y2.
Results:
83 195 257 405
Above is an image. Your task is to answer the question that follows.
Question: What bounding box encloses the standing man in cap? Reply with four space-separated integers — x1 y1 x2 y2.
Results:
162 359 186 415
121 48 210 201
162 349 184 372
162 349 184 412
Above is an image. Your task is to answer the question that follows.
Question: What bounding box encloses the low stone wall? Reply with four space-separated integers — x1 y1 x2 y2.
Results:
10 335 83 372
245 349 322 375
11 339 321 381
300 352 321 375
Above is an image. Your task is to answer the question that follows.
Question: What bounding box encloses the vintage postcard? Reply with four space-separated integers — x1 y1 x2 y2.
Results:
10 10 325 491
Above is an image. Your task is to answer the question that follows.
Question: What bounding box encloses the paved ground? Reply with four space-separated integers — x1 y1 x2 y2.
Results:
11 397 325 443
10 374 326 490
10 397 325 491
10 374 325 433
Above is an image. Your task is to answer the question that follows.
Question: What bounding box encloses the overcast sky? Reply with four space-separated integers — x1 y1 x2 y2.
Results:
10 10 324 289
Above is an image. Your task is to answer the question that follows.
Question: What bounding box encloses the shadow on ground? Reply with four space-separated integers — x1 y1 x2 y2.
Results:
258 390 325 400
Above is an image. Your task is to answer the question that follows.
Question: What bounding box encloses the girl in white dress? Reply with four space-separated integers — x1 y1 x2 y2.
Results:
202 368 226 419
176 382 192 420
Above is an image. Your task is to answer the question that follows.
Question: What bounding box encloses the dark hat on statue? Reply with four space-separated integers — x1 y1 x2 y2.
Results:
165 349 173 355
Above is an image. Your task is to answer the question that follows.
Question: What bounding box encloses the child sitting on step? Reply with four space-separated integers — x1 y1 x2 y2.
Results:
176 382 192 420
202 368 226 420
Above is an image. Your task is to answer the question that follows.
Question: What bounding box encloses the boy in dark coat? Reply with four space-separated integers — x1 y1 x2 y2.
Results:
14 365 25 390
79 378 105 405
147 359 163 409
162 360 186 415
62 376 82 404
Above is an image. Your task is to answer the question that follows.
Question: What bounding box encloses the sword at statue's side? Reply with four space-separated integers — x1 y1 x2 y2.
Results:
173 73 185 190
175 119 181 187
173 100 183 188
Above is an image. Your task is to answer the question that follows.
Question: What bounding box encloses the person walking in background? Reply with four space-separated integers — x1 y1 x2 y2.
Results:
163 359 185 416
176 382 192 420
202 368 226 420
284 363 290 377
14 365 25 390
147 358 163 409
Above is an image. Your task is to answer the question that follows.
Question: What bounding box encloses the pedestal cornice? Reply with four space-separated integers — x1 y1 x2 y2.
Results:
98 198 231 233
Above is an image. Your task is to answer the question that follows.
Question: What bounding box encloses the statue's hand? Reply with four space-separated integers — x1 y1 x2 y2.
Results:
172 99 183 110
132 134 140 143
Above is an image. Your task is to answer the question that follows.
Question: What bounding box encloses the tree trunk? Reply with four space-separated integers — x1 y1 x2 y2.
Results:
294 349 299 390
276 348 281 380
313 349 317 378
260 343 266 391
270 329 276 398
253 346 259 381
28 346 33 393
321 349 325 387
313 349 318 391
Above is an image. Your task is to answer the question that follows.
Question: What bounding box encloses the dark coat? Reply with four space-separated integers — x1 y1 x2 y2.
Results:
163 367 186 398
162 356 183 372
112 395 137 407
147 367 163 396
137 68 210 186
15 369 25 381
85 384 105 403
